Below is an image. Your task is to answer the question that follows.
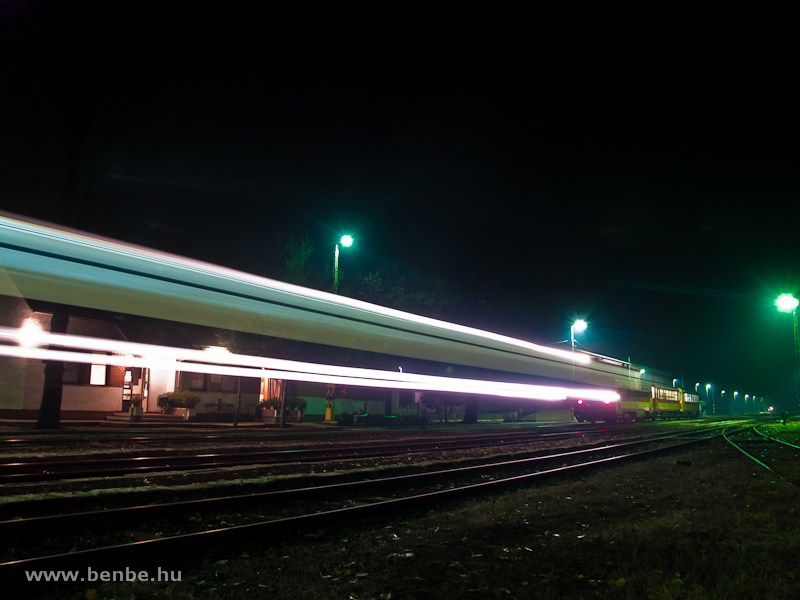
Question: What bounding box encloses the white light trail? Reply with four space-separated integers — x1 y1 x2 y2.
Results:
0 326 619 402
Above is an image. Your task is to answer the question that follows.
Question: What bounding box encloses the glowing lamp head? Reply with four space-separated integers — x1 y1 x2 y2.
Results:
203 346 230 358
17 319 44 348
775 293 799 313
572 319 587 333
340 235 353 247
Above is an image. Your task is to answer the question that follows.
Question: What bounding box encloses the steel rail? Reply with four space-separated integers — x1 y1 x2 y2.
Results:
0 430 618 483
0 428 724 562
0 429 722 578
722 425 771 470
753 425 800 450
0 427 581 450
0 424 716 485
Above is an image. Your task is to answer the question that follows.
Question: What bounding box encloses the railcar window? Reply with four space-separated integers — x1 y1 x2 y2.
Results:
656 388 679 401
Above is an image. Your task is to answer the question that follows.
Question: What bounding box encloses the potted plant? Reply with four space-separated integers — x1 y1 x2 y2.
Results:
285 397 306 421
166 391 202 420
259 397 280 421
129 395 143 422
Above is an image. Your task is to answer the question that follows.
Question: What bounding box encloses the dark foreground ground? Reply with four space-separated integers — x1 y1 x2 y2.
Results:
12 423 800 600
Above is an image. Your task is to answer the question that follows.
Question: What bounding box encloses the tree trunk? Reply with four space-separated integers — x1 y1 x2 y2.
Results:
278 380 287 428
233 377 241 428
35 307 70 429
461 398 478 424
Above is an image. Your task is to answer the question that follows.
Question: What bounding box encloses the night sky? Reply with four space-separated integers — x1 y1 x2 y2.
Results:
2 3 799 411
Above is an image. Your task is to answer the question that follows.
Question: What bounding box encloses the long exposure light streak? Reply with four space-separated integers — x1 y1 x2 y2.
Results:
0 214 591 369
0 327 619 402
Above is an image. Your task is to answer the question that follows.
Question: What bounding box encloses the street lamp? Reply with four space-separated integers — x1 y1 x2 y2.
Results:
721 390 726 415
734 391 739 414
570 320 587 379
706 383 713 414
571 319 587 351
333 235 353 294
775 293 800 409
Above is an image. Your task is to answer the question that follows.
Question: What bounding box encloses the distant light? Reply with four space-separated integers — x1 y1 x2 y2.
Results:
340 235 353 247
775 293 799 313
17 319 44 348
577 399 584 405
203 346 230 357
769 406 774 412
706 383 711 390
573 319 587 333
639 369 645 375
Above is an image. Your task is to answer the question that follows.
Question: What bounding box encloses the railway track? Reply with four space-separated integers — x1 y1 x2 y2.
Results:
0 424 727 581
723 423 800 478
0 427 648 484
0 420 679 451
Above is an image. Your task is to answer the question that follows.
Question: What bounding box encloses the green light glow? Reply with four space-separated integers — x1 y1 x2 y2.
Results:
775 293 799 313
340 235 354 247
573 319 587 333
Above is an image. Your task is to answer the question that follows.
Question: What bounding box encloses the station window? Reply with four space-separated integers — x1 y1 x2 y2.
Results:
89 364 107 385
63 352 109 385
189 373 206 391
222 375 238 393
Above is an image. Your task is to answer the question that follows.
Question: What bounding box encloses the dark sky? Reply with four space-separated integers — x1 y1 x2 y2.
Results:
2 3 799 411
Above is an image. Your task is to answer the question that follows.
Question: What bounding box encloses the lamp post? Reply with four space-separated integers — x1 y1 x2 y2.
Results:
706 383 713 414
333 235 353 294
570 320 587 380
571 320 587 353
734 391 739 414
721 390 726 415
775 293 800 409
